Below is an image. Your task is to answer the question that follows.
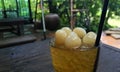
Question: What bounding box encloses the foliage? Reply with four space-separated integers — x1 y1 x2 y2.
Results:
0 0 120 32
103 0 120 30
48 0 103 32
47 0 120 32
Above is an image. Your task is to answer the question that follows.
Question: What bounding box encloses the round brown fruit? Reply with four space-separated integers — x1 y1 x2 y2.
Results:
65 32 82 49
83 32 96 47
62 27 72 36
55 29 67 46
73 27 86 39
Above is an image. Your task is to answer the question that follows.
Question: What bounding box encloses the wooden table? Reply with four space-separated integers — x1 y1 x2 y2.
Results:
0 18 26 36
101 32 120 48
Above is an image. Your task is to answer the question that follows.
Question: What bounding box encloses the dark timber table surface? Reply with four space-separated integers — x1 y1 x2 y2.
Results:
0 38 120 72
0 18 25 25
0 38 55 72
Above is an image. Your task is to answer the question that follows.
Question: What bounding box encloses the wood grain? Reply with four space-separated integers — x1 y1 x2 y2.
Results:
0 39 55 72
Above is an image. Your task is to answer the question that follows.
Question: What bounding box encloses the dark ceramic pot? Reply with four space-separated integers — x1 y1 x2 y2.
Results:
45 13 60 30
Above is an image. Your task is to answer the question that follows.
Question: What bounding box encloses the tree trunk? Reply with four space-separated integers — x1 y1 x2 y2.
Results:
48 0 52 13
48 0 57 13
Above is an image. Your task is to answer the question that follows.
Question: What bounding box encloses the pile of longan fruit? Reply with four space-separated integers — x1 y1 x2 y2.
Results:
54 27 96 49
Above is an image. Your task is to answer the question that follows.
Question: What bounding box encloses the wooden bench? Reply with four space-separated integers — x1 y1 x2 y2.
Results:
0 35 36 48
0 18 26 37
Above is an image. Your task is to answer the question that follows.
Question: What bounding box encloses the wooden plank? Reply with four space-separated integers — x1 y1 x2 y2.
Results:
0 39 55 72
0 35 36 48
105 30 120 35
0 48 12 72
111 34 120 39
